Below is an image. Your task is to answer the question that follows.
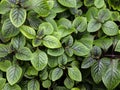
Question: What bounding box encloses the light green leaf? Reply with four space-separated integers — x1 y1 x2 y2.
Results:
10 8 26 27
16 47 32 61
28 79 40 90
31 49 48 71
0 60 11 72
64 77 74 89
47 47 64 56
7 65 22 85
2 83 21 90
94 0 105 8
73 16 87 32
87 19 101 32
52 67 63 81
102 21 118 36
25 66 38 76
11 34 26 49
115 40 120 52
43 35 61 48
20 25 36 39
42 80 51 88
38 22 54 35
72 40 90 56
2 19 19 38
0 78 6 90
68 67 82 81
58 0 76 7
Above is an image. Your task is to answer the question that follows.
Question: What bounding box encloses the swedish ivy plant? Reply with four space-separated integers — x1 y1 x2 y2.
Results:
0 0 120 90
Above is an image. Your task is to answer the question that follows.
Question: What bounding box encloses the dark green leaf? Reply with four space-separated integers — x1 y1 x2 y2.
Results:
58 0 76 7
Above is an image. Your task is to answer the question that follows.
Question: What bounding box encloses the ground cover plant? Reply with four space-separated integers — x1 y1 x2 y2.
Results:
0 0 120 90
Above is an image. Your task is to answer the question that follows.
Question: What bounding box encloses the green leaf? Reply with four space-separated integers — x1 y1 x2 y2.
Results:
71 88 80 90
48 56 58 68
2 19 19 38
0 78 6 90
39 69 48 80
64 77 74 89
84 0 94 7
73 16 87 32
87 19 101 32
0 60 11 72
31 49 48 71
0 44 10 58
68 67 82 81
98 9 111 22
47 47 64 56
25 66 38 76
58 0 76 7
2 83 21 90
7 65 22 85
94 0 105 8
32 38 42 47
81 57 96 69
42 80 51 88
38 22 54 35
102 21 118 36
11 34 26 49
58 54 67 65
0 0 11 14
20 25 36 39
27 79 40 90
43 35 61 49
102 60 120 89
31 0 50 17
10 8 26 27
62 35 73 46
72 40 90 56
115 40 120 52
15 47 32 61
52 67 63 81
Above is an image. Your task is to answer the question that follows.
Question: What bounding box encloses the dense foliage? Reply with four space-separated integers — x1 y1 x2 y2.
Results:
0 0 120 90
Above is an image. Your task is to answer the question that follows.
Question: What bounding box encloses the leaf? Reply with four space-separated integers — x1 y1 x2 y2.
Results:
10 8 26 27
102 21 118 36
39 69 48 80
47 47 64 56
43 35 61 49
0 60 11 72
7 65 22 85
25 66 38 76
87 19 101 32
68 67 82 81
58 0 76 7
73 16 87 32
115 40 120 52
42 80 51 88
2 83 21 90
84 0 94 7
15 47 32 61
0 44 10 58
31 49 48 71
11 34 26 49
2 19 19 38
27 79 40 90
38 22 54 35
94 0 105 8
32 38 42 47
52 67 63 81
81 57 96 69
31 0 50 17
20 25 36 39
102 60 120 89
58 54 67 65
72 40 90 56
0 78 6 90
48 56 58 68
98 9 111 22
64 77 74 89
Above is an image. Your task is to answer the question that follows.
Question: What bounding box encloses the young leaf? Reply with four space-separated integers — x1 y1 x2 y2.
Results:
0 60 11 72
84 0 94 7
52 67 63 81
20 25 36 39
39 69 48 80
25 66 38 76
32 38 42 47
2 83 21 90
72 40 90 56
48 56 58 68
73 16 87 32
64 77 74 89
10 8 26 27
15 47 32 61
2 19 19 38
58 54 67 65
27 79 40 90
87 19 101 32
0 78 6 90
43 35 61 49
42 80 51 88
68 67 82 81
94 0 105 8
115 40 120 52
7 65 22 85
58 0 76 7
102 21 118 36
31 49 48 71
